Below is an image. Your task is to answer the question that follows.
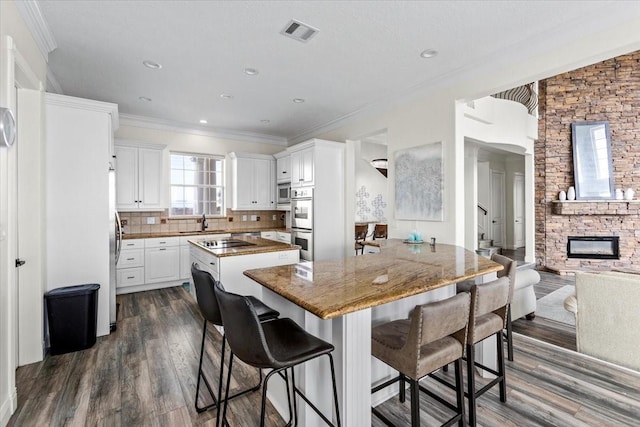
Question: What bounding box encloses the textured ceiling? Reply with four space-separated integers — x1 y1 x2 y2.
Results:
37 1 640 143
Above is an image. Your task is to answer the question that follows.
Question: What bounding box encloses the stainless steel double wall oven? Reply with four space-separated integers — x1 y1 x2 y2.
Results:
291 187 313 261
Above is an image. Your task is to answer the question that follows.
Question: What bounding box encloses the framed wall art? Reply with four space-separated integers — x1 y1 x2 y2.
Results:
394 142 443 221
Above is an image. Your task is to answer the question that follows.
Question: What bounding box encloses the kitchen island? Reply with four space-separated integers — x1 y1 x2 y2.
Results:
189 235 299 300
244 240 502 426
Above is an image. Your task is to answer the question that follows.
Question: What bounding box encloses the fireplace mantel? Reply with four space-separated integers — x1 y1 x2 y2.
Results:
552 200 640 215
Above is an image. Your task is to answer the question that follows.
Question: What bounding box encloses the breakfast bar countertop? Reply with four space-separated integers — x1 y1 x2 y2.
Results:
244 239 503 319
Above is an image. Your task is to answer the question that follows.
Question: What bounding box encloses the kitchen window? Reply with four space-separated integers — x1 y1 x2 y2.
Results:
170 152 225 216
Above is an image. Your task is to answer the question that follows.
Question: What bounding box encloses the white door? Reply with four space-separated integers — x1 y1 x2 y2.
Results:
253 158 272 209
491 170 505 248
514 173 525 248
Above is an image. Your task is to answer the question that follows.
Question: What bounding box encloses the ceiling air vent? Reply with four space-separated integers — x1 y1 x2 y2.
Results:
280 20 319 43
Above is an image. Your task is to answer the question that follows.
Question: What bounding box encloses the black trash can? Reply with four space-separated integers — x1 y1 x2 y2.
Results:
45 283 100 355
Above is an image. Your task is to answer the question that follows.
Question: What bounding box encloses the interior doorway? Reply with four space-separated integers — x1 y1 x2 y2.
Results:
474 143 527 260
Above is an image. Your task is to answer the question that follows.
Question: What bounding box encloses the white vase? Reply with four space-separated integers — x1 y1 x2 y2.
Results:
559 191 567 201
567 186 576 201
625 188 635 200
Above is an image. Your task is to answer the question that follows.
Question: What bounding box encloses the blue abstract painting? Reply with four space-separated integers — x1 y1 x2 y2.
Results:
394 142 443 221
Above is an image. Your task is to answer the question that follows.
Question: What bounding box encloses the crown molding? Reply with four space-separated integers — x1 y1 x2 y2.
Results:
46 69 63 94
45 93 119 130
119 114 288 146
15 0 58 62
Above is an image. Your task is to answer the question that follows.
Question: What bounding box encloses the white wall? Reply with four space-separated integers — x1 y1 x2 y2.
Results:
0 1 47 424
355 141 389 224
315 16 640 251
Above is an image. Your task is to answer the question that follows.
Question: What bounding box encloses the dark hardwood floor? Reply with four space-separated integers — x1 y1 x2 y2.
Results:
11 279 639 426
512 270 577 351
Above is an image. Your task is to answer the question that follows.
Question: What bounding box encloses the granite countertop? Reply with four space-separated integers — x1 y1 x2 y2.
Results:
122 228 291 240
189 236 299 258
244 239 503 319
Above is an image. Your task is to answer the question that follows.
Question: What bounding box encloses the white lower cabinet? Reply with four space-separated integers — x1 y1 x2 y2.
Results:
118 236 201 294
116 239 145 291
145 246 180 283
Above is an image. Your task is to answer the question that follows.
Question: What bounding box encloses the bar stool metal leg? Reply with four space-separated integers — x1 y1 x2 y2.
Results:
506 307 514 362
195 319 218 413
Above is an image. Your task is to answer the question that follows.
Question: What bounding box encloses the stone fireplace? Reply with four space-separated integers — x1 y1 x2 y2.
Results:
536 51 640 273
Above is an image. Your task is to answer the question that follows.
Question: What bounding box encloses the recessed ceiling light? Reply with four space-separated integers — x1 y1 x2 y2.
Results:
199 119 208 124
220 93 234 99
138 96 152 102
261 119 270 124
244 68 259 76
293 98 305 103
420 49 438 59
142 60 162 69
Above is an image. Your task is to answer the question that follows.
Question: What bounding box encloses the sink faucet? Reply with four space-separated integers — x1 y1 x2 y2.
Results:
201 213 208 232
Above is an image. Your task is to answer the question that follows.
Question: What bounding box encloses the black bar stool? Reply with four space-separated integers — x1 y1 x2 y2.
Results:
191 264 279 414
213 281 341 427
371 292 471 427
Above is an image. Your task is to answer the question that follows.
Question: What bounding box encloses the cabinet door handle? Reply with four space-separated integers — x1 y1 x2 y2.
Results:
126 258 134 261
159 241 166 244
159 248 166 251
127 276 135 279
209 262 216 266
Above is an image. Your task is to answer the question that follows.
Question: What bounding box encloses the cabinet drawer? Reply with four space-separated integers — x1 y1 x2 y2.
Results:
117 249 144 268
261 231 276 240
145 236 179 248
121 239 144 249
276 232 291 243
117 267 145 287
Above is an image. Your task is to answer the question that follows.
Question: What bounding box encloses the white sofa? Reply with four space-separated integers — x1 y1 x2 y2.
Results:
564 271 640 372
512 268 540 320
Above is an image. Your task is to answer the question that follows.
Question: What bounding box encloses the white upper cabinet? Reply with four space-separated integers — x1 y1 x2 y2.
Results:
290 147 314 188
115 141 165 211
229 152 276 210
275 152 291 183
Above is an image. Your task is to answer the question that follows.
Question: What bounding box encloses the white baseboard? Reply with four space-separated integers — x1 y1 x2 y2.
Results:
0 387 18 426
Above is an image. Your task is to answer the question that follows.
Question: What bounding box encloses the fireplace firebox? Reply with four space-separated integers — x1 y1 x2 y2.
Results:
567 236 619 259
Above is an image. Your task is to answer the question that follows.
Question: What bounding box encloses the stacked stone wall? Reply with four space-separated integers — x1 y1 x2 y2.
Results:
536 51 640 272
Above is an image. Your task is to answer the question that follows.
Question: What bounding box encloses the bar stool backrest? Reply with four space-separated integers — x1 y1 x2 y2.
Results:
491 253 517 304
213 282 274 368
468 277 510 344
191 263 222 325
415 292 470 348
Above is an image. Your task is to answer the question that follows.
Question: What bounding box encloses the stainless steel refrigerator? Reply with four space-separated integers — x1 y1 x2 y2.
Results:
109 167 122 331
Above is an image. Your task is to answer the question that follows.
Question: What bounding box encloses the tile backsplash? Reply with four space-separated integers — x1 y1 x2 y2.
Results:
119 209 286 235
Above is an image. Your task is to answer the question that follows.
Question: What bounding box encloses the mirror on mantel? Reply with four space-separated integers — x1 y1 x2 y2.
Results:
571 121 614 200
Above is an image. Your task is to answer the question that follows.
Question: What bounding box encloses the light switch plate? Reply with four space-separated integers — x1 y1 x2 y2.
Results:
146 217 156 225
